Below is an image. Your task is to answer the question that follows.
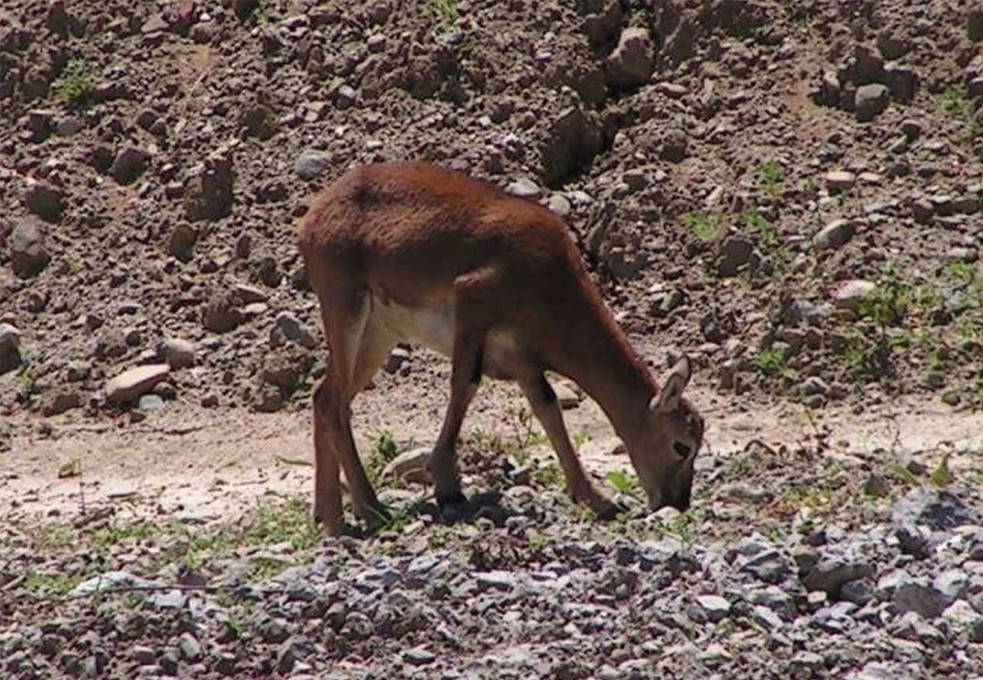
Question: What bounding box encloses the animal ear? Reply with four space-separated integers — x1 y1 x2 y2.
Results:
649 355 692 414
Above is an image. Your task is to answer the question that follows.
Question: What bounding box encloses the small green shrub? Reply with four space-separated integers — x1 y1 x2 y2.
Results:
682 212 719 243
52 59 97 108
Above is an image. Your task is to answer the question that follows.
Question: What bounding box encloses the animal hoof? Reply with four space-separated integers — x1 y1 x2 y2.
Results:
362 503 393 532
595 500 628 522
436 490 469 508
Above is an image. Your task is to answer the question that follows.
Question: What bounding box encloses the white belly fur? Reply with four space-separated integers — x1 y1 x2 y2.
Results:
369 293 522 378
371 294 456 358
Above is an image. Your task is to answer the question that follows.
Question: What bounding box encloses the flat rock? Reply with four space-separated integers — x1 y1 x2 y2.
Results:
105 364 171 404
694 595 731 623
813 219 855 250
70 570 162 597
833 280 876 310
506 177 540 198
379 447 432 485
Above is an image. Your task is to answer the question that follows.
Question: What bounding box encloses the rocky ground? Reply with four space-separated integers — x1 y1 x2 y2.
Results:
2 0 983 678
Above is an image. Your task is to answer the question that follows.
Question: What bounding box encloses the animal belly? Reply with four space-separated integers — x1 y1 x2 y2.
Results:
372 295 455 358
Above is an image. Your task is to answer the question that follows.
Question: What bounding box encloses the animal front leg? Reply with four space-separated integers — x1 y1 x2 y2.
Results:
518 373 623 520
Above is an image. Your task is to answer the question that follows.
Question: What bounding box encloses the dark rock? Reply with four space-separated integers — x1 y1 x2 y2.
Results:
23 182 64 223
969 9 983 42
717 237 755 277
202 291 244 333
184 144 235 222
855 84 890 122
42 389 80 416
605 27 655 91
741 549 793 584
892 488 981 558
270 312 317 349
0 323 23 374
168 222 198 261
884 63 917 102
110 146 151 185
540 107 603 188
802 554 874 599
892 579 952 619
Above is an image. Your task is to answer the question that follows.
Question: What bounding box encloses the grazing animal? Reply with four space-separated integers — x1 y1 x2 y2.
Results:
296 161 705 535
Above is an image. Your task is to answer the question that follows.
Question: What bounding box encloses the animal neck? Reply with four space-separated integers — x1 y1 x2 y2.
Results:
552 292 657 445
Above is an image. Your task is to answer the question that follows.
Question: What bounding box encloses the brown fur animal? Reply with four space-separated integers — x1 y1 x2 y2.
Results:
296 161 705 535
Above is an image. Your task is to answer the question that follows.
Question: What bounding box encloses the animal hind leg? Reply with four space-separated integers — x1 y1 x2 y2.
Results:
345 314 399 525
309 273 384 533
427 269 499 507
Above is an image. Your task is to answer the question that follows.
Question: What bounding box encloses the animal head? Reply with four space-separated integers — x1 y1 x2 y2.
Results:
627 355 705 512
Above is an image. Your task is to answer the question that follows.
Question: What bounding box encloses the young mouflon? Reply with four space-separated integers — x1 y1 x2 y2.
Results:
296 161 705 535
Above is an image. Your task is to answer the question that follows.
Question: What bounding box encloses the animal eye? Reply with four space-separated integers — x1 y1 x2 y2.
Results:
673 441 692 459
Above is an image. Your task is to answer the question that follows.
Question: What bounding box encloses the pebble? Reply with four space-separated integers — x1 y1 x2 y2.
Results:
160 338 196 369
294 150 330 181
271 312 317 350
506 177 541 198
825 171 856 191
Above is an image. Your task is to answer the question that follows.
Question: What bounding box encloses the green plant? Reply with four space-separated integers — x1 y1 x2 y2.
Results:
605 470 641 497
533 460 564 489
572 431 592 450
682 212 719 244
528 532 550 552
929 452 952 488
22 570 82 597
653 507 706 545
52 59 97 108
754 347 793 378
506 404 547 450
374 429 399 463
722 451 756 482
429 0 458 26
857 277 911 328
834 270 920 383
759 161 784 198
938 85 982 151
18 364 40 394
743 211 779 249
